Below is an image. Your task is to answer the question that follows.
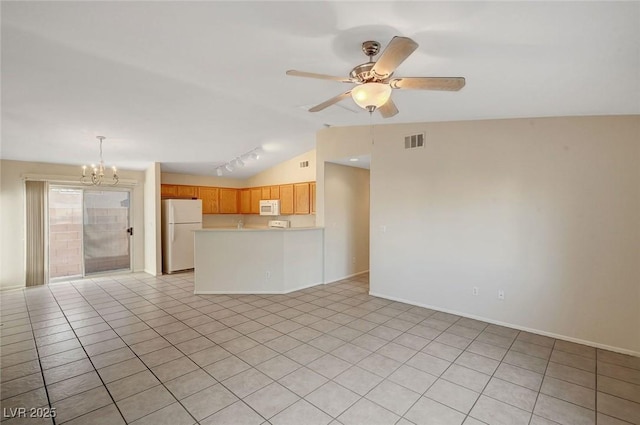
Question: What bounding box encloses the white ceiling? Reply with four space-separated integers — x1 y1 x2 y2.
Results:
2 2 638 178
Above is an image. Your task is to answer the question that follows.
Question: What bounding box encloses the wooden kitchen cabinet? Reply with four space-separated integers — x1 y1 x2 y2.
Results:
261 187 271 200
161 184 178 198
239 189 251 214
270 185 280 200
294 183 310 214
279 184 294 215
177 185 198 199
310 182 316 214
250 188 262 214
199 187 219 214
161 184 198 199
219 188 239 214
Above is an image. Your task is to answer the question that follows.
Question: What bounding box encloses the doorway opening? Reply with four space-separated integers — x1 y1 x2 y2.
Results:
48 185 132 282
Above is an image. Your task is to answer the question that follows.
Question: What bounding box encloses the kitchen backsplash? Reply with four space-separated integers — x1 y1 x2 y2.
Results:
202 214 316 228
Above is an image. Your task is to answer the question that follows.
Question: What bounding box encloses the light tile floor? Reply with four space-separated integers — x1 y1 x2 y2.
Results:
1 272 639 425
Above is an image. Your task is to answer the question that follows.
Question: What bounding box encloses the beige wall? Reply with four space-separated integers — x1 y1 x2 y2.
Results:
318 115 640 355
0 160 146 289
324 163 370 282
161 172 245 188
245 150 316 187
144 163 161 276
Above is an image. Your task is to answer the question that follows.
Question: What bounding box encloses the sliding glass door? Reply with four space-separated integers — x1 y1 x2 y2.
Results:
48 186 132 280
83 190 131 274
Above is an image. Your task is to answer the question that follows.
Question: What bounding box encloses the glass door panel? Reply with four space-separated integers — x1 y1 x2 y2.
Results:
48 187 83 280
83 190 131 274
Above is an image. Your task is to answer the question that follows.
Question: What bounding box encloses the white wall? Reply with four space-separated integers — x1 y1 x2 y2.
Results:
318 116 640 355
0 160 147 289
144 163 161 275
324 162 370 282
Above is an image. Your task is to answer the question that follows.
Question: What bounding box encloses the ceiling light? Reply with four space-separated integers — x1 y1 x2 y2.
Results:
81 136 118 186
216 147 261 175
349 158 359 162
351 83 392 111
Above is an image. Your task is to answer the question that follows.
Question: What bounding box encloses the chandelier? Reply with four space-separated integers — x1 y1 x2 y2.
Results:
81 136 119 186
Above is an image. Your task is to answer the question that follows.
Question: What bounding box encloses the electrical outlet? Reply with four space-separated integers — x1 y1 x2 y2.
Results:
380 225 387 233
472 287 479 296
498 290 505 300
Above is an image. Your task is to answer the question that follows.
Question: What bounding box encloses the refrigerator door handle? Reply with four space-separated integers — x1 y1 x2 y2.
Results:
170 223 175 243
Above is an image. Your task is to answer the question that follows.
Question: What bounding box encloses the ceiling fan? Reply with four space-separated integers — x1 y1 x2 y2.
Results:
286 36 465 118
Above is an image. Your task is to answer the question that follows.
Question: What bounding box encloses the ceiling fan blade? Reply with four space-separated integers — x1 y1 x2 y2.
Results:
379 98 399 118
309 91 352 112
286 70 352 83
371 36 419 78
390 77 466 91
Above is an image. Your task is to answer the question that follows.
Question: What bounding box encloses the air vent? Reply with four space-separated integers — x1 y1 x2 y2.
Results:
300 161 309 168
404 133 425 149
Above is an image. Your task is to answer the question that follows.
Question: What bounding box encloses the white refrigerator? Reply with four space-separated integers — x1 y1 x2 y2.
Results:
162 199 202 273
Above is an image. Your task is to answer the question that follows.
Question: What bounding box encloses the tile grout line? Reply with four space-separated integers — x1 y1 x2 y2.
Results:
23 291 57 425
75 274 274 424
527 337 556 425
67 277 214 425
5 274 638 425
45 283 129 424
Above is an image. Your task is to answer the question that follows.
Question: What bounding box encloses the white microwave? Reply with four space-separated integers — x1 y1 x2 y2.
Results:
259 199 280 216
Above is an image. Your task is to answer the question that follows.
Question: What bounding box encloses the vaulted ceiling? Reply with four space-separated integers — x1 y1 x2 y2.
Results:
2 2 638 178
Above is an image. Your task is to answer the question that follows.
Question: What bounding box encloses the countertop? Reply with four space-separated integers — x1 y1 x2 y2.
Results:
195 226 323 232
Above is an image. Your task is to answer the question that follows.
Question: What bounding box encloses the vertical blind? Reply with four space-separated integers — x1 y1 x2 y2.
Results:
25 180 47 286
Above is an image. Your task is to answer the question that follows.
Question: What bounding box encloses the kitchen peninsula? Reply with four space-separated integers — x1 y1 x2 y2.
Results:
194 227 324 294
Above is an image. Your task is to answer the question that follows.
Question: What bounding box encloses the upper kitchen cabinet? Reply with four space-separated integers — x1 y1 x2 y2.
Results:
161 184 198 199
239 189 251 214
280 184 294 215
199 187 220 214
250 188 262 214
177 185 198 199
270 185 280 200
294 183 310 214
219 188 239 214
161 184 178 198
261 187 271 200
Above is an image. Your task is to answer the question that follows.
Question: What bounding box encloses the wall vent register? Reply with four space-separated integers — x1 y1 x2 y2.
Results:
405 133 425 149
300 160 310 168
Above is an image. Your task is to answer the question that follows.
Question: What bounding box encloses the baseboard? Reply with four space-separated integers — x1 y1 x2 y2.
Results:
369 291 640 358
143 269 161 277
324 270 370 285
0 285 26 292
195 280 324 295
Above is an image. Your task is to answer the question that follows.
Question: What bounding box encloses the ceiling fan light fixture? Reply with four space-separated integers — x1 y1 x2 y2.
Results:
351 83 392 110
